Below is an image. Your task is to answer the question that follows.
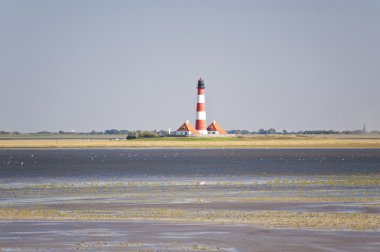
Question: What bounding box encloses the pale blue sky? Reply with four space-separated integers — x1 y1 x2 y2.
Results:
0 0 379 132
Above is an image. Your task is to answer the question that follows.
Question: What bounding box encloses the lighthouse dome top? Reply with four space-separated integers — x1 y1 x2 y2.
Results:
197 78 205 89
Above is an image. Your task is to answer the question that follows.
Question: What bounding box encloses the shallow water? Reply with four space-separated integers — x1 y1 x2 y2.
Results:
1 149 379 210
1 149 379 182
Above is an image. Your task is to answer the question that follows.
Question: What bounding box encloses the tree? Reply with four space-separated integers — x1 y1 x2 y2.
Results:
267 128 277 134
258 129 267 134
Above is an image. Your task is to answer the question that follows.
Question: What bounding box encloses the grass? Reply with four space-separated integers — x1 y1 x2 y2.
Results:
1 135 380 148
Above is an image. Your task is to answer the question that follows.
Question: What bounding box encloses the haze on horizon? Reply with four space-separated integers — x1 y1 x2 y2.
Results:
0 0 379 133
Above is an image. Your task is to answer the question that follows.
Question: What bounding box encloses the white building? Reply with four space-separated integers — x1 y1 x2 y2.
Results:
175 120 199 136
207 120 228 135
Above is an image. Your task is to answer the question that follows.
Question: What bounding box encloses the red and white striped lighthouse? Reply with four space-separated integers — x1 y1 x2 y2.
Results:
195 78 207 134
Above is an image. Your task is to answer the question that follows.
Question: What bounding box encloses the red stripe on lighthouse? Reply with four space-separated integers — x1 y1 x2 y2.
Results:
197 103 205 111
196 120 207 130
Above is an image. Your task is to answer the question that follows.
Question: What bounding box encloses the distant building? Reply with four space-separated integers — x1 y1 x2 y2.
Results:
207 120 227 135
175 120 199 136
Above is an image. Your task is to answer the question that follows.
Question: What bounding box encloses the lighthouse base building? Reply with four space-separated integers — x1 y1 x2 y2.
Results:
207 120 227 135
175 120 227 136
175 120 200 136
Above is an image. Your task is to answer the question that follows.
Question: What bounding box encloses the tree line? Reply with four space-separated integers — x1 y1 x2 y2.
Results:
227 129 379 135
1 129 379 137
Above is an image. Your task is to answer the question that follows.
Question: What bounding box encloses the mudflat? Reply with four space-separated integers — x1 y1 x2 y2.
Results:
1 149 379 251
1 221 379 252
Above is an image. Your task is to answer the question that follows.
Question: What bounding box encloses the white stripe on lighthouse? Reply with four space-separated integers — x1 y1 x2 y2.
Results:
198 130 208 135
196 111 206 120
197 94 205 103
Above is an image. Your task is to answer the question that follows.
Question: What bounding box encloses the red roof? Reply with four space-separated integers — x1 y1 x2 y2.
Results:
176 121 200 135
207 121 227 134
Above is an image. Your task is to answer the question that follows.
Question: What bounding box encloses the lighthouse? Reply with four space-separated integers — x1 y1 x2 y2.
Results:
174 78 227 137
196 78 207 134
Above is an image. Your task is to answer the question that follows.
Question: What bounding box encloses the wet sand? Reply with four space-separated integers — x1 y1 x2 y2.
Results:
45 201 380 214
1 221 380 252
